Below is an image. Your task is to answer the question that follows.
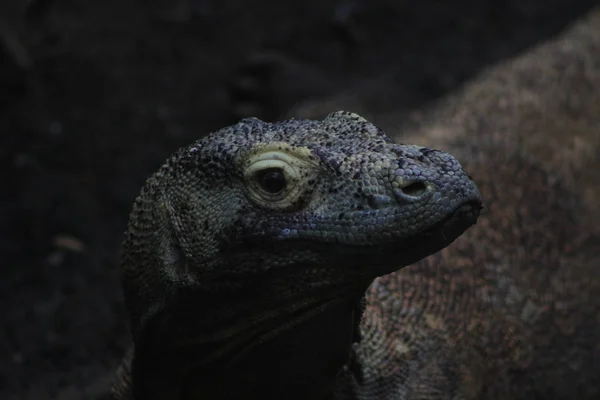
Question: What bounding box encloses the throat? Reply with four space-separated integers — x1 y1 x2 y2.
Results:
196 301 359 400
132 287 366 400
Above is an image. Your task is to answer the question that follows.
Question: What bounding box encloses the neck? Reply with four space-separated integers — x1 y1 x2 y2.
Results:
131 274 369 400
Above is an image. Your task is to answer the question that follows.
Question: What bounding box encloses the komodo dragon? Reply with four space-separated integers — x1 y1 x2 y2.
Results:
111 111 482 399
111 9 600 400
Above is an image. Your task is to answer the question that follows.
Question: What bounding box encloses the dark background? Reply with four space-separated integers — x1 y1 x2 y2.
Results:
1 0 597 398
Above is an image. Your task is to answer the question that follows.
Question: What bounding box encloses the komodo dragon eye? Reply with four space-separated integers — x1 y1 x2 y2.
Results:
242 144 319 210
255 167 287 194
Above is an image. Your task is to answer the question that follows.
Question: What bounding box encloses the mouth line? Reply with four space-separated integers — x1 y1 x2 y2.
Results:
417 200 481 238
314 199 480 252
237 200 482 253
406 200 481 246
222 201 482 284
335 199 482 248
345 199 481 275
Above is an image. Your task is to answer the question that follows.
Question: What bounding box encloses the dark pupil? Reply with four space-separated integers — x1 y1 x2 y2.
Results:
258 168 287 193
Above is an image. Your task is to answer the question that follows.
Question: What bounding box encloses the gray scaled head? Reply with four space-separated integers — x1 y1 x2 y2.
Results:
121 111 482 335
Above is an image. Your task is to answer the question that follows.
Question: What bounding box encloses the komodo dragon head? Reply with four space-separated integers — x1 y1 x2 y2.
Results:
116 111 481 399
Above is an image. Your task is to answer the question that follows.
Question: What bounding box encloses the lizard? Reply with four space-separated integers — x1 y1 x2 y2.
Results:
111 110 483 399
110 8 600 400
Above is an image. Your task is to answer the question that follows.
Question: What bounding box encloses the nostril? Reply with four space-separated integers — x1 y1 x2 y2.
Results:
399 181 428 198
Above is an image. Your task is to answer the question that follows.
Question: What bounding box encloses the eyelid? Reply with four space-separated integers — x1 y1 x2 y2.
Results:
246 158 300 182
241 146 318 210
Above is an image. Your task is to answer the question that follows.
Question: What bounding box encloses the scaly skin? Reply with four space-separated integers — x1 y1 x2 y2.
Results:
331 10 600 400
112 111 481 399
113 9 600 400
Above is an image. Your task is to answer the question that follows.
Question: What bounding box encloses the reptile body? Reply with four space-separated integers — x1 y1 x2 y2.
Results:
112 111 481 399
113 9 600 400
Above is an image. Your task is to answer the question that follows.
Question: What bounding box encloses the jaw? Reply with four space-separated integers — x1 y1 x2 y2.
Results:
131 201 481 399
287 200 482 279
381 201 481 271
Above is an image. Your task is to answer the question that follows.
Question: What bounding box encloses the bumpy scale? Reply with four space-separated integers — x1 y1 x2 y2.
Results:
113 111 481 400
